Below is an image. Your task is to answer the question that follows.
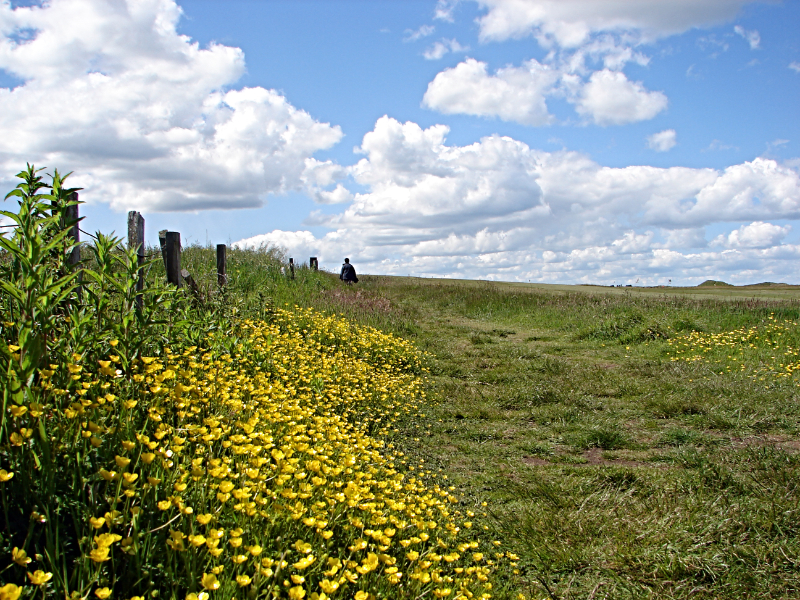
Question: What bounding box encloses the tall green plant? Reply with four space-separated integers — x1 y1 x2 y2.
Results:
0 166 82 427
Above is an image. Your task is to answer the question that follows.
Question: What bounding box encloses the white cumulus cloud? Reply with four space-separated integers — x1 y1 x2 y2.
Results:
713 221 790 248
422 58 559 125
647 129 677 152
574 69 667 125
237 117 800 285
0 0 343 212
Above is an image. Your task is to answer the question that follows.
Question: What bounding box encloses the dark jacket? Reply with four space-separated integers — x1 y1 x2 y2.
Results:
340 263 358 283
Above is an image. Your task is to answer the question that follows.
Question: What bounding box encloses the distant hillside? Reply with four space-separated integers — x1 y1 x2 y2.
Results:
698 280 733 287
742 282 790 288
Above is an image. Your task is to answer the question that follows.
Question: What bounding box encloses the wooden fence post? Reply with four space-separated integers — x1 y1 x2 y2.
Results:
158 230 168 269
165 231 182 287
289 258 295 280
217 244 227 286
127 211 145 309
310 257 318 271
66 192 80 269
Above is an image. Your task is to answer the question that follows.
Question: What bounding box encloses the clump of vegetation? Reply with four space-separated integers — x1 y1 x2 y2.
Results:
0 167 507 600
668 314 800 384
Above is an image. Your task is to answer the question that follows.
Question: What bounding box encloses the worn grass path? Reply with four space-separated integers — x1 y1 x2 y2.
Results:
333 276 800 600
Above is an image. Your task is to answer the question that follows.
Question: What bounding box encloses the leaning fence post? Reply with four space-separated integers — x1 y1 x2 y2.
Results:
66 192 81 269
127 211 145 309
310 256 318 271
289 258 295 280
65 192 83 298
158 230 168 269
165 231 182 287
217 244 227 286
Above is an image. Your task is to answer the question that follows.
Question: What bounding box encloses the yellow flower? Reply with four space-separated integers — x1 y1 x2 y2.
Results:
12 547 31 566
95 588 112 599
0 584 22 600
354 592 369 600
89 547 111 563
141 453 156 464
196 513 213 525
248 545 262 556
0 470 14 482
231 554 248 564
201 573 220 591
218 481 234 493
28 570 53 585
294 555 316 570
235 575 251 587
95 533 122 547
288 586 305 600
115 455 131 469
319 580 339 594
9 405 27 418
98 469 117 482
121 440 136 451
89 517 106 529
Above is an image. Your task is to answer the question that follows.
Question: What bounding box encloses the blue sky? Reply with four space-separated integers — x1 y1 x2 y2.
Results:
1 0 799 284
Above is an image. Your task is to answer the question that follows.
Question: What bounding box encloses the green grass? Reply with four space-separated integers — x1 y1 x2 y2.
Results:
69 244 800 598
305 275 800 599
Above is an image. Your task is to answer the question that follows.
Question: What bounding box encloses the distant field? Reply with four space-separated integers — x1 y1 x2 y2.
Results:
377 276 800 302
321 275 800 600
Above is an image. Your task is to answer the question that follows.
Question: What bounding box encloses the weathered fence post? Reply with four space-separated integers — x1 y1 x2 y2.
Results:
289 258 295 280
310 256 318 271
127 211 145 309
165 231 182 287
158 230 168 269
217 244 227 286
66 192 81 269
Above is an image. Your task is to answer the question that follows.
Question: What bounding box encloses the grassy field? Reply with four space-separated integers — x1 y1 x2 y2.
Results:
5 188 799 600
317 275 800 599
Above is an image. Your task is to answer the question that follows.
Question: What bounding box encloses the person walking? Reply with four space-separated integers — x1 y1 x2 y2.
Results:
340 258 358 284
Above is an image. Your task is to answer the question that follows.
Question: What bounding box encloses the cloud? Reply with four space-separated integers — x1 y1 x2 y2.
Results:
473 0 757 46
647 129 677 152
434 0 461 22
790 61 800 73
422 58 558 125
705 139 739 151
0 0 343 213
423 38 469 60
734 24 760 49
574 69 667 125
237 116 800 285
713 221 790 248
404 24 435 42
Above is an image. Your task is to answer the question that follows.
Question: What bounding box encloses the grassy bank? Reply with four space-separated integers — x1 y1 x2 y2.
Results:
0 169 511 600
317 276 800 599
